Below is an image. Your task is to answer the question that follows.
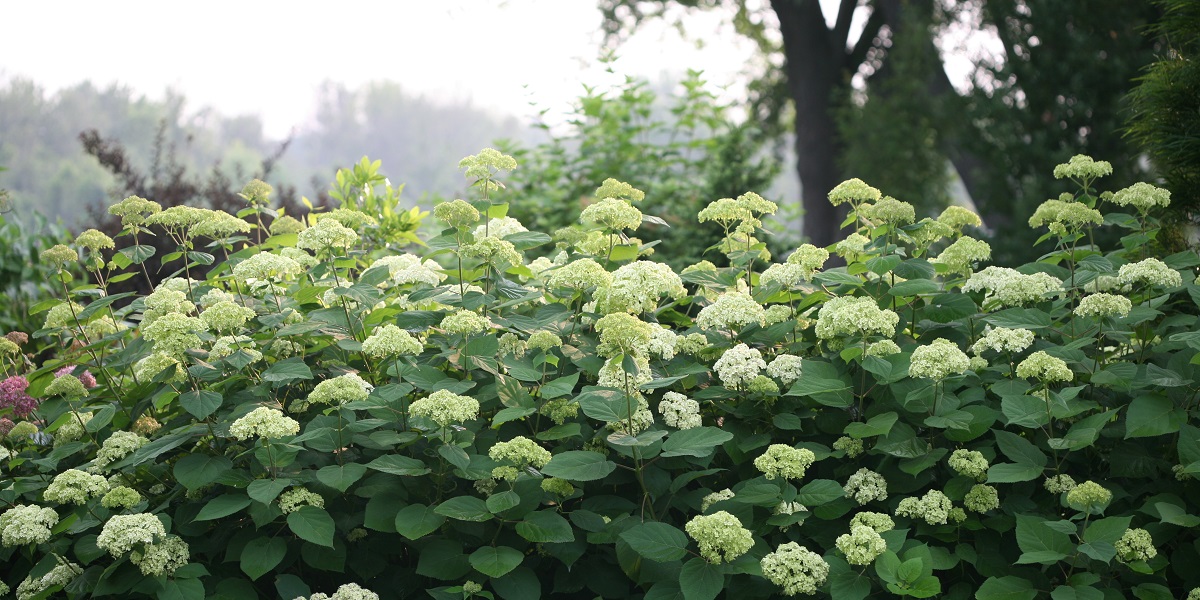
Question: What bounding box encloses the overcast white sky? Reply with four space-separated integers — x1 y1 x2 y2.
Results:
0 0 775 138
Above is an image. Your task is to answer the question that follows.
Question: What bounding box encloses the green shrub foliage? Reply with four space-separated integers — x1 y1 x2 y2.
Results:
1 150 1199 600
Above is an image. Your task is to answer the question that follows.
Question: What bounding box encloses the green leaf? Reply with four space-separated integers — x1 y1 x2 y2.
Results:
994 429 1048 466
159 578 206 600
576 388 631 422
469 545 524 578
924 293 978 322
436 496 492 522
365 454 430 477
679 557 723 600
1132 584 1174 600
174 454 232 490
394 504 445 540
262 358 313 385
505 231 553 250
1155 502 1200 527
828 557 872 600
1015 515 1073 564
516 510 574 543
984 308 1052 330
796 479 845 504
976 576 1037 600
867 254 903 276
661 426 734 458
493 406 536 426
462 334 500 358
194 493 252 521
619 522 690 562
541 451 616 481
486 490 521 514
315 463 367 493
247 478 292 505
287 505 336 547
889 279 941 297
178 391 224 420
540 373 579 400
844 412 898 439
437 443 472 470
987 463 1043 483
1125 394 1184 438
1001 395 1050 428
240 537 287 580
786 360 853 408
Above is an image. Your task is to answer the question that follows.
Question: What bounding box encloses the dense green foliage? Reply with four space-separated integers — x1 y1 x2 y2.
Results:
1 148 1199 600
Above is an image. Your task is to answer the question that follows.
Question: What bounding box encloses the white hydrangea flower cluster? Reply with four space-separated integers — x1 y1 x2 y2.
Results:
596 261 686 314
843 467 888 505
932 236 992 275
96 513 166 558
229 407 300 441
713 343 767 389
658 391 701 429
131 534 190 576
759 262 808 288
867 340 901 356
581 197 643 231
0 504 60 546
1117 258 1182 288
210 335 262 362
409 390 480 427
362 324 422 358
754 444 816 480
278 488 325 514
198 300 257 333
1115 528 1156 563
760 542 829 596
441 310 491 335
948 449 989 481
307 374 373 406
762 304 794 326
15 562 81 600
1074 293 1132 318
93 432 149 472
1108 182 1170 211
547 258 612 292
696 289 766 332
766 354 804 386
962 267 1063 307
908 338 970 381
851 511 895 533
370 254 445 287
964 484 1000 513
595 313 655 358
597 355 651 396
971 327 1035 356
232 251 303 284
474 216 528 240
895 490 954 525
1016 351 1073 382
296 583 381 600
700 488 734 512
647 326 678 360
297 217 359 251
685 511 754 564
815 296 899 340
835 524 888 565
142 312 205 357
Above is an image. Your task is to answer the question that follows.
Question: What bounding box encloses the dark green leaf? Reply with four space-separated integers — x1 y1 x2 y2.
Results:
435 496 492 522
1125 394 1184 438
174 454 232 490
179 390 222 420
679 557 723 600
262 358 313 385
844 412 898 439
469 545 524 578
516 510 574 543
287 506 336 547
1015 515 1073 564
541 451 616 481
394 504 445 540
240 537 287 580
976 576 1037 600
365 455 430 477
661 426 734 458
194 493 252 521
619 522 690 562
315 463 367 492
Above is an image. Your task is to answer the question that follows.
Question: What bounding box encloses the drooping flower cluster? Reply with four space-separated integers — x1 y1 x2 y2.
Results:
713 343 766 389
409 390 480 427
908 338 970 381
658 391 701 429
229 407 300 441
843 467 888 505
15 562 81 600
760 542 829 596
685 511 754 563
754 444 816 480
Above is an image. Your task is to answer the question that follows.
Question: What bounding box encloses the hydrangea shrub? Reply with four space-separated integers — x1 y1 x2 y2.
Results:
1 151 1199 600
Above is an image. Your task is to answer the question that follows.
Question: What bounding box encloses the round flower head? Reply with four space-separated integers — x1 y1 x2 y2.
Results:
908 338 970 381
1065 480 1112 513
0 504 60 546
933 236 991 275
441 310 491 336
594 312 655 358
700 488 735 512
409 389 480 427
1108 182 1170 211
145 205 212 232
278 487 325 514
44 374 88 398
94 431 149 471
362 324 422 358
1114 528 1156 563
836 524 887 565
696 290 765 332
759 263 808 289
0 375 38 417
41 244 78 269
713 343 767 389
1117 258 1182 288
190 211 253 239
96 513 166 558
9 420 40 441
52 413 91 446
1053 154 1112 181
766 354 804 386
463 235 523 267
948 449 989 481
894 490 953 525
102 486 143 509
828 178 881 206
1016 351 1073 383
320 208 378 230
581 197 643 231
541 477 575 497
647 326 678 360
108 195 162 226
754 444 816 480
297 217 359 251
864 196 916 226
597 355 651 396
200 301 257 333
699 197 752 227
835 233 871 261
937 205 982 231
76 228 115 252
229 407 300 441
434 199 480 229
962 267 1064 308
851 511 894 533
459 147 517 179
906 217 955 249
527 330 563 352
142 288 196 327
489 436 552 477
786 244 830 276
269 215 305 236
239 178 273 205
134 352 185 383
964 484 1000 513
1027 199 1103 236
1074 293 1132 319
685 511 754 564
596 260 686 314
658 391 702 429
815 296 899 340
760 542 829 596
547 258 612 292
843 467 888 505
971 327 1035 356
833 436 864 457
131 534 190 577
308 373 373 406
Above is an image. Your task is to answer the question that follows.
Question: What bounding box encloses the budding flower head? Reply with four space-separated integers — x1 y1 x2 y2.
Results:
685 511 754 563
239 179 274 205
489 436 552 473
459 148 517 179
278 488 325 514
269 215 305 236
44 374 88 398
441 310 491 336
828 178 881 206
850 511 894 533
833 436 864 457
754 444 816 480
1053 154 1112 181
76 229 115 252
362 324 422 358
581 197 643 231
1065 480 1112 514
760 542 829 596
863 196 915 225
307 373 373 407
433 198 480 229
108 195 162 226
932 236 991 275
1114 528 1156 563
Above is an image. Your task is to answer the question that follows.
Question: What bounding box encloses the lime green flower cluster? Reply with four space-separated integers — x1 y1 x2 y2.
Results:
232 252 303 284
833 436 864 458
459 147 517 180
754 444 816 480
0 504 60 546
908 338 970 381
76 229 115 252
1053 154 1112 181
297 217 359 251
321 208 378 230
278 488 325 514
41 244 78 269
15 562 81 600
1028 198 1103 236
190 211 253 239
43 469 109 505
597 260 686 314
1115 528 1156 563
45 374 89 398
441 310 491 335
489 436 552 481
964 484 1000 513
836 524 887 565
463 235 523 268
300 582 381 600
700 488 735 512
548 257 612 292
527 330 563 352
835 233 871 261
200 300 257 333
130 534 190 576
53 413 92 447
581 197 643 231
362 324 422 358
828 178 881 206
594 312 655 358
1016 351 1073 382
434 199 480 229
269 215 305 235
142 312 205 357
933 236 992 275
1043 474 1077 494
210 336 261 362
851 511 894 532
713 343 766 389
937 205 982 231
863 196 915 226
686 511 754 563
1074 293 1132 318
1108 182 1170 211
409 390 480 427
696 289 765 332
867 340 901 356
786 244 830 278
107 194 162 226
766 354 803 386
94 432 149 471
145 206 212 231
948 449 989 481
102 486 143 509
843 467 888 505
307 374 373 407
229 407 300 441
1066 480 1112 513
760 542 829 596
134 352 185 383
895 490 953 525
96 513 166 558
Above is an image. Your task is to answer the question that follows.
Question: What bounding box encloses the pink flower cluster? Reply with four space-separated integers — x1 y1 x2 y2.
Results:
54 366 98 389
0 375 37 417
